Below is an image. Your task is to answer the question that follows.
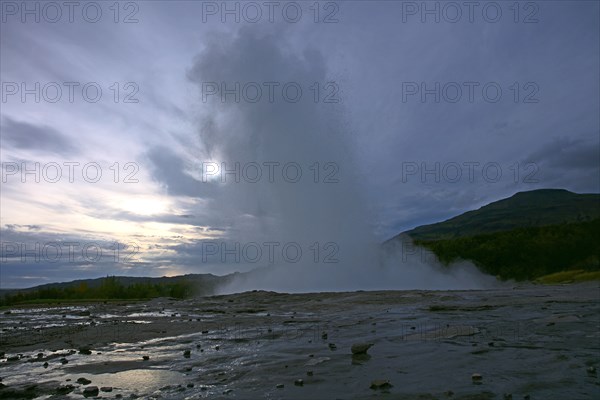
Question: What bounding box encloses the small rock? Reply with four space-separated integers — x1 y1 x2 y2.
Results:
351 343 374 355
183 350 191 358
307 370 313 376
503 394 513 400
587 366 597 375
223 389 233 394
78 347 92 355
321 332 328 340
471 373 483 382
142 355 150 360
187 383 194 388
83 386 99 397
370 380 392 389
328 343 337 350
294 379 304 386
276 383 284 389
215 345 220 351
77 377 92 385
60 358 68 364
100 386 113 392
37 352 44 358
56 384 75 394
43 362 49 368
445 390 454 396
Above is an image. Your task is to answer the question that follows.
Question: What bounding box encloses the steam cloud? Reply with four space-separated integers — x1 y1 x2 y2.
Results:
186 26 499 293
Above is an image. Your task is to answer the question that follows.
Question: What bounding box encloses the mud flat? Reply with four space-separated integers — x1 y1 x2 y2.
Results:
1 283 598 399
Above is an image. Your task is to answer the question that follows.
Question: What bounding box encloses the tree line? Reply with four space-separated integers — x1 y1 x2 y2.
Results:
0 276 196 306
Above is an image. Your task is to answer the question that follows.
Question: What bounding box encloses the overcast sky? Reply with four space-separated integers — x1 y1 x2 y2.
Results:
1 1 598 288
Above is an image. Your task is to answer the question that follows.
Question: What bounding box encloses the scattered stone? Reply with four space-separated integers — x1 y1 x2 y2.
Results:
142 355 150 361
78 347 92 355
83 386 99 397
445 390 454 396
524 395 530 400
37 353 44 358
503 394 513 400
202 330 209 334
183 350 191 358
60 358 68 364
223 389 233 394
351 343 374 355
43 362 49 368
7 356 19 362
370 380 392 389
307 370 313 376
471 373 483 382
488 342 495 347
294 379 304 386
215 345 220 351
587 366 597 375
55 384 75 395
187 383 194 388
321 332 328 340
100 386 113 392
276 383 284 389
77 377 92 385
328 343 337 350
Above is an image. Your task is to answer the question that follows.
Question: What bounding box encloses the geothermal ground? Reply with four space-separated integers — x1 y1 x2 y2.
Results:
0 283 599 399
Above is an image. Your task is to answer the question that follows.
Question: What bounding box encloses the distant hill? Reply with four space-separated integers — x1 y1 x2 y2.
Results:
389 189 600 281
0 273 240 306
399 189 600 241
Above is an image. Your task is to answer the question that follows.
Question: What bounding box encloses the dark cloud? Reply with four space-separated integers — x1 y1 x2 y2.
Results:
145 145 217 199
1 116 78 156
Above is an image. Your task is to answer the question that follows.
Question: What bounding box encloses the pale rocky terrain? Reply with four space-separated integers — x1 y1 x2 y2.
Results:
1 283 599 399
